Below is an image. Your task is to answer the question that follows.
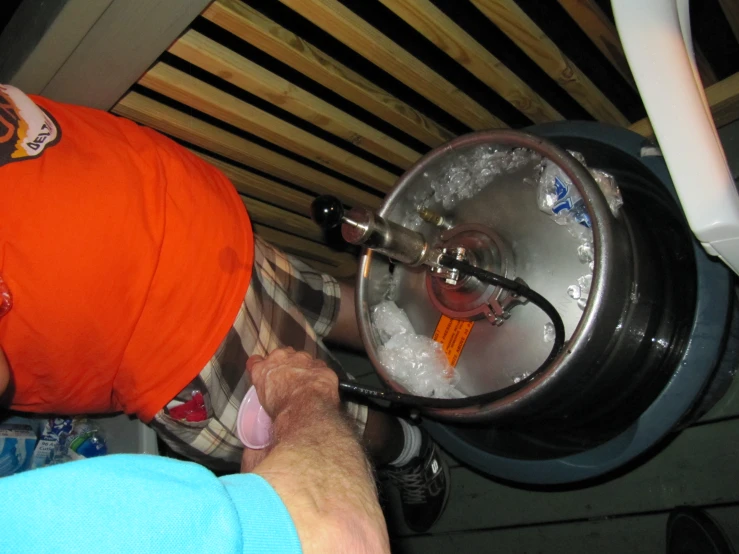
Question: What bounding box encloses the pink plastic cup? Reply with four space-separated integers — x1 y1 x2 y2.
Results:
236 386 273 449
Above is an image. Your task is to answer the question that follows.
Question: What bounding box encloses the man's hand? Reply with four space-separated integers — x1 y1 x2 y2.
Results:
245 347 390 554
246 347 340 419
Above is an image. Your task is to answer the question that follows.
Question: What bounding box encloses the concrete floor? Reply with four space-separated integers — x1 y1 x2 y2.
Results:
334 349 739 554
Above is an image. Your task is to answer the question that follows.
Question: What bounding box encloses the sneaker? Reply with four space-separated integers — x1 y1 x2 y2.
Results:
383 433 450 533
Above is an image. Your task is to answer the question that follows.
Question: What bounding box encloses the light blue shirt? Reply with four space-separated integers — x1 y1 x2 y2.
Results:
0 454 302 554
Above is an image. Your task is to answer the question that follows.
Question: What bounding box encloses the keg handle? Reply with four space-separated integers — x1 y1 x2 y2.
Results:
311 195 439 267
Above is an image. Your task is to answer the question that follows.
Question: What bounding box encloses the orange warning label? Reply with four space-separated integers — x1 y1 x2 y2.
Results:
432 315 474 367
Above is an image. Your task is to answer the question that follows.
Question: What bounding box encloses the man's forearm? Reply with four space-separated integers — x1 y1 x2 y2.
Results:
254 397 389 554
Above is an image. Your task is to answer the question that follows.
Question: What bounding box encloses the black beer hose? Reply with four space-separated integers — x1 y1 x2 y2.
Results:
337 255 566 409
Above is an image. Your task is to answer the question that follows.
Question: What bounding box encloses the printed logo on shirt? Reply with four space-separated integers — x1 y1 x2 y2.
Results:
0 84 60 167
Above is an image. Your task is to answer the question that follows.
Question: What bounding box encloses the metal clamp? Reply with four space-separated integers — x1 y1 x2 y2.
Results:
484 278 530 326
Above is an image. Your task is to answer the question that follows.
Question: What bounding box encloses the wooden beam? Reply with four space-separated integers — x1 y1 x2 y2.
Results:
555 1 715 90
139 63 397 192
169 31 422 170
253 224 357 278
626 118 654 138
380 0 563 123
278 0 507 130
241 197 323 243
630 72 739 136
191 151 314 217
556 0 635 88
112 91 383 210
718 0 739 45
470 0 629 126
203 0 454 148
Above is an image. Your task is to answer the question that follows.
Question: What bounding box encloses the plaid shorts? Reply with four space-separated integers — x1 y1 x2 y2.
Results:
149 236 368 471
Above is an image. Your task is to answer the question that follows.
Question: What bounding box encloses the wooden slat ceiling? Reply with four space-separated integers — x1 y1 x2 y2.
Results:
111 0 739 277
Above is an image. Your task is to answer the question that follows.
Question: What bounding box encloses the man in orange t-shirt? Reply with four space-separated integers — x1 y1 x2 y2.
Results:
0 86 448 532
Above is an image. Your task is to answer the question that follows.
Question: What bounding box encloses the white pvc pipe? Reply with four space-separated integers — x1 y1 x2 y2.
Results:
612 0 739 276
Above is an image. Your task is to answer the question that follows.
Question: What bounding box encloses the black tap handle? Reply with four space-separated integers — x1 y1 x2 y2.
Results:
311 195 345 230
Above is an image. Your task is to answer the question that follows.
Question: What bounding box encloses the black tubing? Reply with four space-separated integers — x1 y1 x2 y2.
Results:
338 256 566 409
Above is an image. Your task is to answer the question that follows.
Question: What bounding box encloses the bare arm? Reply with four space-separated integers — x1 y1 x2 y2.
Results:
325 279 365 351
246 349 389 554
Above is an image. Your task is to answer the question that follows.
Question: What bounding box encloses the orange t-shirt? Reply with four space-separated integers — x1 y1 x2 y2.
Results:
0 86 253 422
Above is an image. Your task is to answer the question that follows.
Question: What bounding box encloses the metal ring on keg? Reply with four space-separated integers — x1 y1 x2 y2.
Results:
357 129 627 419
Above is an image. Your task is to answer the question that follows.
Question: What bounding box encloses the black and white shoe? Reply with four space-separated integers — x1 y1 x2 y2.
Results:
383 433 450 533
